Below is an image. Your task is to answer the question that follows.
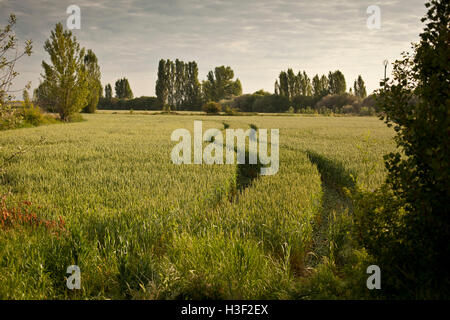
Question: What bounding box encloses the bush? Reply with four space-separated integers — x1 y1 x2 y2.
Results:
316 93 359 112
359 106 375 116
97 96 159 111
0 104 22 130
252 94 289 113
20 105 46 126
342 105 354 114
202 101 221 114
231 94 256 112
291 95 319 112
298 107 316 114
224 106 238 115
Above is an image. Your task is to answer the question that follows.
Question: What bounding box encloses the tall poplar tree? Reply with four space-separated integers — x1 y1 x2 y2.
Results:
184 61 202 108
115 78 133 99
40 22 88 121
105 84 112 100
328 70 346 94
155 59 168 107
83 49 101 113
353 75 367 98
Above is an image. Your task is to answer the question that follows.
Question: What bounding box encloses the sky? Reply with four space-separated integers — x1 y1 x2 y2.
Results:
1 0 428 98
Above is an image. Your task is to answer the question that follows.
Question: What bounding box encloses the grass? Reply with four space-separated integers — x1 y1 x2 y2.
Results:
0 113 395 299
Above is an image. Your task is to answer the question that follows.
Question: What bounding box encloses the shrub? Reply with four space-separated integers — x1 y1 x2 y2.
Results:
224 106 238 115
202 101 221 114
20 105 46 126
316 93 359 112
231 94 255 112
342 105 354 114
354 0 450 298
0 104 22 130
291 95 319 113
252 94 289 113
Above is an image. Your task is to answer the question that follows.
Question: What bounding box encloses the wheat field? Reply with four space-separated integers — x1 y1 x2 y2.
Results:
0 113 395 299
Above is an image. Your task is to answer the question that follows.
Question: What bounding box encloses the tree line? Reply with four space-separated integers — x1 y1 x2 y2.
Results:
30 22 371 117
275 69 366 100
226 69 371 115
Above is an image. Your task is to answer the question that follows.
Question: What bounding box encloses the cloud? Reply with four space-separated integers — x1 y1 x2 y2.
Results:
1 0 428 97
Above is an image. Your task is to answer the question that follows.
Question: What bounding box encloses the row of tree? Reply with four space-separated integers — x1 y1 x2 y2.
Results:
275 69 367 100
155 59 202 109
155 60 242 110
31 24 368 117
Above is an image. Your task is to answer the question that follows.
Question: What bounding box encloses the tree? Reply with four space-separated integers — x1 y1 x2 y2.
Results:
300 71 312 96
232 78 242 96
356 0 450 298
155 59 169 107
312 74 329 98
174 59 185 108
184 61 202 109
166 60 175 107
40 23 88 121
202 66 241 102
156 59 202 110
115 78 133 99
0 14 32 104
105 84 112 100
83 49 101 113
287 68 298 99
353 75 367 99
319 75 329 96
277 71 289 98
328 70 346 94
312 75 321 97
274 80 280 95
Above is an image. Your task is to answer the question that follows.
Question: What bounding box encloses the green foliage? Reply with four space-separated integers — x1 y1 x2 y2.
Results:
115 78 133 99
231 93 289 113
19 104 46 126
353 75 367 99
328 71 347 95
156 59 202 110
83 49 102 113
0 104 22 130
354 0 450 298
104 84 112 100
202 66 241 102
40 23 89 121
316 93 359 112
223 106 238 115
202 101 221 114
155 59 169 107
276 69 315 100
97 96 159 110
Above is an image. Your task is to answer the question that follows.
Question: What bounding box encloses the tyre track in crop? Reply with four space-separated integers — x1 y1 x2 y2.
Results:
305 150 356 268
207 120 264 205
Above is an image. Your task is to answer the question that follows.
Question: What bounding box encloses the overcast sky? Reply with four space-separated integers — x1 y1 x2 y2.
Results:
1 0 428 98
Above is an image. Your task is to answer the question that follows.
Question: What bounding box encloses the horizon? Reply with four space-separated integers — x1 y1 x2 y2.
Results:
1 0 427 98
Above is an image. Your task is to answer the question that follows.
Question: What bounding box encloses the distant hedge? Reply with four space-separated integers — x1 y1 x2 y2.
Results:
97 96 160 110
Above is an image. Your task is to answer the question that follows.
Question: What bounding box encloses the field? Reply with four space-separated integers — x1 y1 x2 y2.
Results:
0 113 395 299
